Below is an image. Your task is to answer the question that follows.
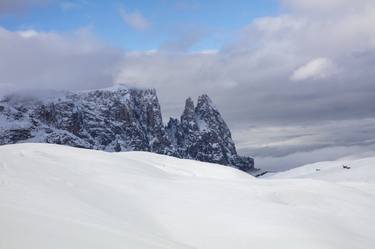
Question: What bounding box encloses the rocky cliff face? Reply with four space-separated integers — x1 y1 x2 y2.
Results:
0 85 254 172
166 94 254 172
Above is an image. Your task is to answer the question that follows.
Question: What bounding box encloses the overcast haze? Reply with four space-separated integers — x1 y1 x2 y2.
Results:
1 0 374 170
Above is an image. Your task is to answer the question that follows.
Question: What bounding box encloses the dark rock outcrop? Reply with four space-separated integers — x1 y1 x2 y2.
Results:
0 85 254 172
166 94 254 172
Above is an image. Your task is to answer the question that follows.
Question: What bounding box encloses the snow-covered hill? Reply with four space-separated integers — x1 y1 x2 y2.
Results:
1 143 374 249
268 157 375 182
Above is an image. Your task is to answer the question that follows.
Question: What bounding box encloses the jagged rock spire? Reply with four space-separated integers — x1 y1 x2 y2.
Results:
197 94 213 107
182 97 195 120
167 94 255 172
180 97 198 131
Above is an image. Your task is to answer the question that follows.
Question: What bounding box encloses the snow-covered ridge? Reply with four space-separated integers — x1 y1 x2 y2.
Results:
0 143 374 249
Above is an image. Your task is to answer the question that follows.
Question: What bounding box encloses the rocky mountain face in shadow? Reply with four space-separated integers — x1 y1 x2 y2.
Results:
0 85 255 172
166 95 254 172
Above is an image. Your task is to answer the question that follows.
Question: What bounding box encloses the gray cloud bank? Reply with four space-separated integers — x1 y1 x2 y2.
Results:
0 27 122 94
1 0 375 170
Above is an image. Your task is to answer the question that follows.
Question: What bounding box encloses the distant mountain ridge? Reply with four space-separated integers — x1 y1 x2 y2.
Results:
0 85 255 172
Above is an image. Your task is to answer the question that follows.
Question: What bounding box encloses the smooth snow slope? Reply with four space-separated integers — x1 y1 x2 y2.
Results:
0 144 374 249
269 157 375 182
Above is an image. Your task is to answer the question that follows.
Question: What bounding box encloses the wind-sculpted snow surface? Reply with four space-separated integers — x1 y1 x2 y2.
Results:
0 85 254 172
0 144 374 249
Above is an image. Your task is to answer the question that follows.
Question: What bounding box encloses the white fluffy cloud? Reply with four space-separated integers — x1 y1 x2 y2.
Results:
112 0 375 169
114 0 375 110
291 58 336 81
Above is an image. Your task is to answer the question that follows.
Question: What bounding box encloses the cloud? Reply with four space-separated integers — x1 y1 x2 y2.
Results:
113 0 375 170
236 119 375 158
119 7 151 31
160 30 206 52
0 26 123 94
17 29 39 38
59 1 87 12
174 0 200 11
281 0 373 13
0 0 50 15
1 0 375 171
114 0 375 119
253 144 375 171
291 57 336 81
235 118 375 171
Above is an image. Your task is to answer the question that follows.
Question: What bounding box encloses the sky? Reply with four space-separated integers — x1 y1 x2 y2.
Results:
0 0 375 171
0 0 279 51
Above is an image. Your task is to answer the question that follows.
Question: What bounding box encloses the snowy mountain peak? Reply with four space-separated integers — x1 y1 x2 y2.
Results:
167 94 255 172
0 87 255 172
197 93 212 106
